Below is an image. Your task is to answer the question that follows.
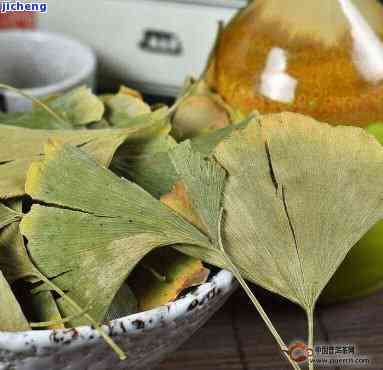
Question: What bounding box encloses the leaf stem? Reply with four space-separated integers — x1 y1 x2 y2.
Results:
307 308 315 370
218 208 301 370
220 251 301 370
216 211 300 370
33 271 126 360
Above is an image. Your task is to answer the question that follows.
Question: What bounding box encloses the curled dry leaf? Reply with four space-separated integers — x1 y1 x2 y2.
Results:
172 95 231 140
171 78 243 141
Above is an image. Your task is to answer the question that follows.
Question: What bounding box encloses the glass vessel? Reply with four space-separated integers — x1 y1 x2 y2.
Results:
207 0 383 301
208 0 383 126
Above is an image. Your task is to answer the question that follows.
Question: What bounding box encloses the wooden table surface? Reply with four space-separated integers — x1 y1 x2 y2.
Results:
158 286 383 370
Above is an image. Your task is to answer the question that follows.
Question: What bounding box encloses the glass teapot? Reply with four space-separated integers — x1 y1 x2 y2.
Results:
206 0 383 302
208 0 383 126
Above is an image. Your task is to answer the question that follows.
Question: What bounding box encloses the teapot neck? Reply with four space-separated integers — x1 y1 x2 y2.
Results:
248 0 383 47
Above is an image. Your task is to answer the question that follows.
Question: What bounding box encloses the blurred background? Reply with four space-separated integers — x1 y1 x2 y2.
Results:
0 0 245 98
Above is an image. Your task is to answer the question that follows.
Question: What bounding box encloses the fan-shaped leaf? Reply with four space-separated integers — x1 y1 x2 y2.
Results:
163 113 383 370
20 142 212 325
169 113 383 311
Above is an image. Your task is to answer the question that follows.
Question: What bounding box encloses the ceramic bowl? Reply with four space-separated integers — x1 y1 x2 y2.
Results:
0 270 236 370
0 30 96 112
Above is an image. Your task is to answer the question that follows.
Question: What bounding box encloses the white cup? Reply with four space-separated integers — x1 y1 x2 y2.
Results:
0 30 96 112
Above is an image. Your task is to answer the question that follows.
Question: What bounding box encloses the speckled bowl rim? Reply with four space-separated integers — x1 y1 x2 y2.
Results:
0 270 235 356
0 30 96 98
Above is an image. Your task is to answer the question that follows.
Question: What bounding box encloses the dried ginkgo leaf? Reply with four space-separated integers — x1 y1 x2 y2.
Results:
0 270 30 332
171 78 242 141
20 142 212 326
165 113 383 369
221 113 383 308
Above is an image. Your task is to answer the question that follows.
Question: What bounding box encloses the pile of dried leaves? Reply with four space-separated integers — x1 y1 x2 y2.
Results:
0 83 382 369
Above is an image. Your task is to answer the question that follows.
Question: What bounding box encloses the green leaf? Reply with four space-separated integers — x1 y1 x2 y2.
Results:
0 87 104 129
20 142 212 325
162 143 228 274
0 270 30 331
